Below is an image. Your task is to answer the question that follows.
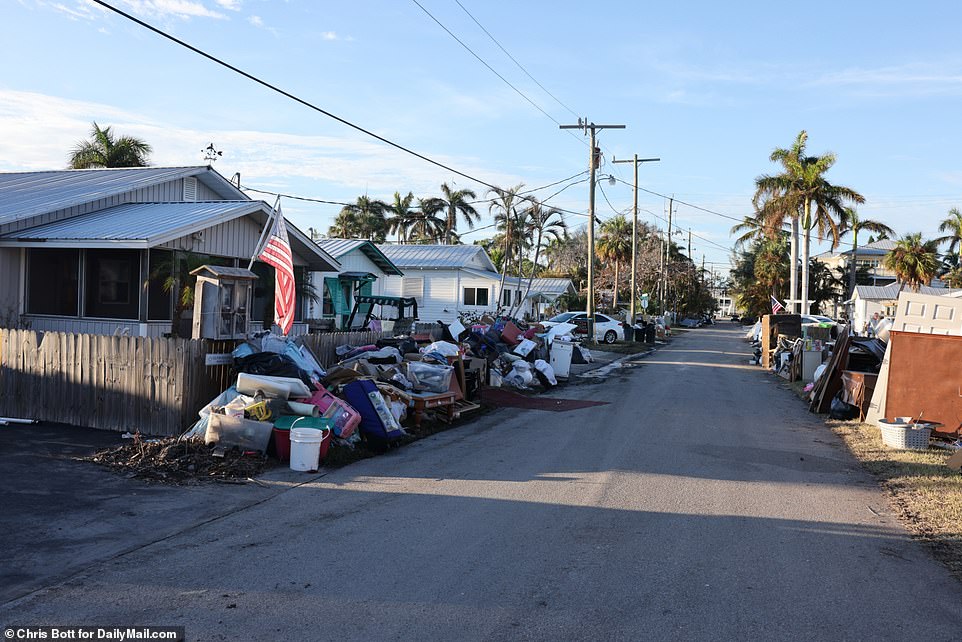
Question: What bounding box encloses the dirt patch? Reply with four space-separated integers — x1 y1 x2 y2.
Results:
830 420 962 579
87 437 271 484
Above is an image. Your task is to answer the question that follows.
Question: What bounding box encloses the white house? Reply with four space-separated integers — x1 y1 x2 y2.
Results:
0 166 340 337
374 244 575 324
846 282 961 333
309 238 403 329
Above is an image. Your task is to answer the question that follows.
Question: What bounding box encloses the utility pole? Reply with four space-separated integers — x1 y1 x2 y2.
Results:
560 119 625 341
612 154 659 325
662 197 674 317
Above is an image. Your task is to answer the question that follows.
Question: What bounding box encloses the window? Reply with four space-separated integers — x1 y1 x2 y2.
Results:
463 287 489 306
146 249 173 320
401 277 423 298
502 289 511 306
26 248 79 316
84 249 140 319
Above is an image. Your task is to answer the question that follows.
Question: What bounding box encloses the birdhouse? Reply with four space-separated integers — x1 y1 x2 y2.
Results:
190 265 258 339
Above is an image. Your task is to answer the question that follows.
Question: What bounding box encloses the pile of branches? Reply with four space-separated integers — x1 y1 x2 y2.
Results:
88 436 268 484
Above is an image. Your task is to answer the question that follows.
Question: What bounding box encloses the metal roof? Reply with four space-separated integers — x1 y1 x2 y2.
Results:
317 238 403 275
853 282 961 300
0 201 264 246
839 239 898 256
190 265 258 280
0 166 243 226
377 243 495 270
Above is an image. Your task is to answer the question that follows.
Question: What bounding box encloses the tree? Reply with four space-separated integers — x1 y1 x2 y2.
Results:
488 184 524 310
730 214 771 249
936 207 962 255
597 214 632 310
512 198 566 317
328 195 388 241
408 198 447 243
883 233 939 291
384 192 417 244
839 208 894 298
438 183 479 244
69 122 152 169
730 235 790 318
754 130 864 313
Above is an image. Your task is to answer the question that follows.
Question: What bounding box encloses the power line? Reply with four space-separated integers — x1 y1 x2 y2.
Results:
598 182 732 254
453 0 580 119
410 0 587 148
91 0 506 194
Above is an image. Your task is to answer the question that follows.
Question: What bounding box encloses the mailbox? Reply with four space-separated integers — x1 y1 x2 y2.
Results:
190 265 258 339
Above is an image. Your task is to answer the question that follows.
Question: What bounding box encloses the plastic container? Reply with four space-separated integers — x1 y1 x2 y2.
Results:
205 414 273 452
405 361 455 393
236 373 312 400
290 427 331 472
878 419 933 450
271 426 291 461
308 388 361 439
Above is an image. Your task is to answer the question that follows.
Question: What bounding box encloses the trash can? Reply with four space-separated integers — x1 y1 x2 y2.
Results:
623 325 634 342
644 325 656 343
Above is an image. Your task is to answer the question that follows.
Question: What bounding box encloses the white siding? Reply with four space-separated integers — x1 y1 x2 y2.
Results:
335 250 382 275
160 215 307 265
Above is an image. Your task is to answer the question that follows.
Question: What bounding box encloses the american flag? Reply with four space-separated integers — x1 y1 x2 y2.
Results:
770 294 785 314
257 204 296 335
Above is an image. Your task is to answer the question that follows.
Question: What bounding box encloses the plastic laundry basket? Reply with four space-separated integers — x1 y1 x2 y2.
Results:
878 419 932 450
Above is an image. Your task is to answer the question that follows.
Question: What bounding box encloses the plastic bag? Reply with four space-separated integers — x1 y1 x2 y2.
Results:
829 393 859 420
235 352 314 388
422 341 460 357
534 359 558 386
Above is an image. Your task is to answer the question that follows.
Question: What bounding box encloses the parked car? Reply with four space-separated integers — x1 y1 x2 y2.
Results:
542 311 625 344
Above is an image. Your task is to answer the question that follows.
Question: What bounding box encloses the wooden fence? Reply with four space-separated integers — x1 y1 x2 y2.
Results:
0 328 386 437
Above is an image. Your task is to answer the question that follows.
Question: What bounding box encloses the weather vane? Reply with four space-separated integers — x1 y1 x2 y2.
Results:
202 143 223 163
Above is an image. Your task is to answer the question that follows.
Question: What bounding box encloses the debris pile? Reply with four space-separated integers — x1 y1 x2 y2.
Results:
90 437 268 483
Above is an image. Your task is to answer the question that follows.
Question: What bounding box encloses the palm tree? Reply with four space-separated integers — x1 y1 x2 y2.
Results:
511 199 566 317
328 195 388 241
883 233 940 291
438 183 479 244
384 191 417 244
755 130 864 313
839 208 894 298
408 198 448 243
597 214 632 310
730 213 773 248
936 207 962 254
69 122 152 169
488 184 524 310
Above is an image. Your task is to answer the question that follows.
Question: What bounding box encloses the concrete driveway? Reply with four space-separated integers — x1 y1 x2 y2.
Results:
2 326 961 640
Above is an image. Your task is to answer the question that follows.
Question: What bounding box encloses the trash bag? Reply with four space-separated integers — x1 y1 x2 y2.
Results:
533 359 558 386
422 341 461 357
234 352 314 389
829 393 859 420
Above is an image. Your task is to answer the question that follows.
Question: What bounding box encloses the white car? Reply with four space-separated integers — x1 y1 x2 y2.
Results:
541 311 626 344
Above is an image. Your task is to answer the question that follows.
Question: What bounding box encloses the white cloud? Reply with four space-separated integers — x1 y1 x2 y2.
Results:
213 0 240 10
320 31 338 41
809 62 962 96
0 89 523 201
117 0 226 20
247 14 262 27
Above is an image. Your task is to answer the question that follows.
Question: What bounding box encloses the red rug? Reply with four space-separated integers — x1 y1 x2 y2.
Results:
482 387 609 412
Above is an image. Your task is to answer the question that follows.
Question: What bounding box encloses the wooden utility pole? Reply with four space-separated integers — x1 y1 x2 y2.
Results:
663 197 673 316
612 154 659 324
560 120 625 340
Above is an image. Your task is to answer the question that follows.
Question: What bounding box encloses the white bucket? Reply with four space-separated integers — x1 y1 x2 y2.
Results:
289 427 323 472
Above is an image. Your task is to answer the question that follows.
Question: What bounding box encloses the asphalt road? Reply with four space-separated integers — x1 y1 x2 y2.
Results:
3 326 962 641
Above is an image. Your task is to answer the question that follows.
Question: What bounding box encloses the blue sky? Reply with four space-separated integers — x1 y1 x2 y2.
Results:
3 0 962 273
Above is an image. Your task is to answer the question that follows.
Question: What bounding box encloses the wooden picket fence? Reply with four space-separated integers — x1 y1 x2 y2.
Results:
0 328 385 437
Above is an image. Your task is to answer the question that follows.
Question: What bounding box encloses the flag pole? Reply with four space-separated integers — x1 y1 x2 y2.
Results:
248 195 281 270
